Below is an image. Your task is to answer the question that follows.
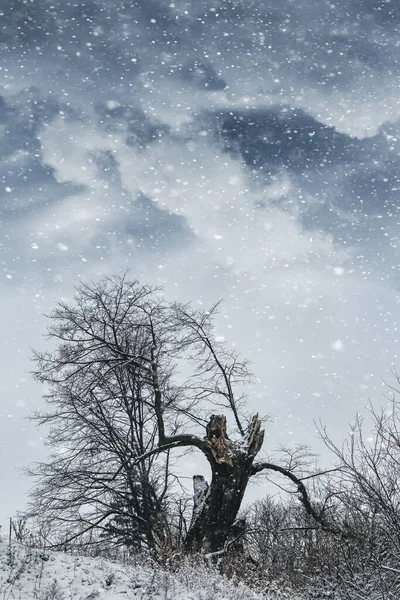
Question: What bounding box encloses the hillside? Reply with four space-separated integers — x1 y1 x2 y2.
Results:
0 538 268 600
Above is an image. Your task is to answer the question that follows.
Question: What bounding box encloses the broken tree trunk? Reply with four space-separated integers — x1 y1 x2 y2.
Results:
185 414 264 553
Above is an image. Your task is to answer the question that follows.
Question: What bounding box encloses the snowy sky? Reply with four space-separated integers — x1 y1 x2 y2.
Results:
1 0 400 526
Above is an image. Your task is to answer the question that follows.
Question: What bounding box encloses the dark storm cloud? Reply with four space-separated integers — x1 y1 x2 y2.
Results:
3 0 399 89
1 0 398 106
218 108 359 172
217 107 400 215
193 104 400 290
0 91 77 221
0 96 11 123
352 0 400 27
163 0 400 88
95 103 170 149
179 60 227 92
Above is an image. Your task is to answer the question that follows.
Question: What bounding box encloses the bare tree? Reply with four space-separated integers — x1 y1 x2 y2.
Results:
29 277 175 554
29 274 325 555
317 394 400 598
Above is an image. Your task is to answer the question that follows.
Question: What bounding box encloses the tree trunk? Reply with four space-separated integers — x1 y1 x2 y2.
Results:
185 414 264 553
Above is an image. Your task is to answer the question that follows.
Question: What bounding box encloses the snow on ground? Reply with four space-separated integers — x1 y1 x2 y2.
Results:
0 537 267 600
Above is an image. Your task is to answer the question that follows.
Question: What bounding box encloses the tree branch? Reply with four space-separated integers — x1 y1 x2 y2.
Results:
133 434 214 466
251 461 336 532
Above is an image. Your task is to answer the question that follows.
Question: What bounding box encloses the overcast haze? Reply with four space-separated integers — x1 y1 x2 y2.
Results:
1 0 400 525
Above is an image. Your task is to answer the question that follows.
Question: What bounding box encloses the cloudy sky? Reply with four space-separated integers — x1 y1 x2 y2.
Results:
1 0 400 525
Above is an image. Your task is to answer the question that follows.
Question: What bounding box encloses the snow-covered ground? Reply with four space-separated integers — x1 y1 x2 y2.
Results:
0 538 268 600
